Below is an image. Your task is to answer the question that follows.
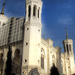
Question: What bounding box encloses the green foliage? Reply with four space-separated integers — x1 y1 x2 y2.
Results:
50 64 59 75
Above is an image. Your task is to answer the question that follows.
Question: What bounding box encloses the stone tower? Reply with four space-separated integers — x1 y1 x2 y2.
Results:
63 28 75 75
0 2 8 28
22 0 43 75
63 28 74 56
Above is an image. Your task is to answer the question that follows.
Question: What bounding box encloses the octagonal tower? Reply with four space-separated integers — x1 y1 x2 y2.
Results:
63 28 75 75
22 0 44 75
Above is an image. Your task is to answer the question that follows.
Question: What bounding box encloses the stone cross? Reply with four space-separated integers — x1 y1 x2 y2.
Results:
1 2 6 15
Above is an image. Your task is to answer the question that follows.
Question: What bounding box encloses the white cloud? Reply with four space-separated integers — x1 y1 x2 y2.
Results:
41 22 54 40
41 23 46 32
64 3 72 8
57 16 73 25
67 5 72 8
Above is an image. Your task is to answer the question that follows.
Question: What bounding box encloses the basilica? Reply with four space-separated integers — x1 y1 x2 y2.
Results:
0 0 75 75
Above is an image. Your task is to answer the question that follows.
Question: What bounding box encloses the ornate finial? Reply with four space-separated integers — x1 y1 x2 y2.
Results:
65 28 68 39
0 2 6 15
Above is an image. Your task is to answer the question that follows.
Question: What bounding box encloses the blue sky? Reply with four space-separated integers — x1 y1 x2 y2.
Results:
0 0 75 61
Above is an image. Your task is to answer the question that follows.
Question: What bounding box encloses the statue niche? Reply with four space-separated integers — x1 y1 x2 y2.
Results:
12 49 21 75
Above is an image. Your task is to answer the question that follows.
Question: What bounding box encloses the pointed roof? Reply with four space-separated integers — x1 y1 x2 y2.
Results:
0 2 6 15
65 28 68 39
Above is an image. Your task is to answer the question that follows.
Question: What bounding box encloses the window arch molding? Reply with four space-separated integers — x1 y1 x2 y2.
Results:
12 48 21 75
41 48 45 57
14 48 20 59
52 55 55 65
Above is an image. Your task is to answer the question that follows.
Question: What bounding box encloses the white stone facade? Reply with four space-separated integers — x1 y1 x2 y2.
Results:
0 14 8 28
0 0 75 75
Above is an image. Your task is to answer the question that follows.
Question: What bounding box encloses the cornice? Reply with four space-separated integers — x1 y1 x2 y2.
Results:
26 0 43 6
25 21 42 28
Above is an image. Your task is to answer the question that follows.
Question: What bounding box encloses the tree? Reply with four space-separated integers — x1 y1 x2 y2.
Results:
5 46 12 75
50 63 59 75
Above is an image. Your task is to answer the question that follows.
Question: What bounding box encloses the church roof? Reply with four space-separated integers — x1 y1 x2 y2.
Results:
0 17 25 47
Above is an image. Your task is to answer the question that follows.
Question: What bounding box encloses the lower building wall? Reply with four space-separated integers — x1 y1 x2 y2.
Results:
0 42 75 75
0 42 23 75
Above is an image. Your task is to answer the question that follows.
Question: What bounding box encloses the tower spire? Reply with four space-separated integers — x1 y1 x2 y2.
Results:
0 2 6 15
65 28 68 39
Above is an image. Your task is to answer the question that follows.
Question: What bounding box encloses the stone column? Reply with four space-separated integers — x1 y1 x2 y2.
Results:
2 48 8 75
36 5 37 19
40 7 42 24
31 3 33 20
63 60 65 74
37 6 38 21
12 46 16 61
71 44 73 55
26 5 28 22
66 63 68 75
59 52 62 73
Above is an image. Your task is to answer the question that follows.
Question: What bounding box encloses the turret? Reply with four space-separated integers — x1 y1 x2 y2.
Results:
22 0 43 74
25 0 42 24
63 28 74 56
63 28 75 75
0 2 8 27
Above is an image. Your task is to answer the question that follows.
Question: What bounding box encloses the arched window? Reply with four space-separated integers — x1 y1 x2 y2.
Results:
69 44 71 51
15 49 20 58
41 49 45 69
33 5 36 16
38 9 39 18
52 55 55 66
66 44 69 54
12 49 21 75
64 45 66 52
28 5 31 18
0 53 4 75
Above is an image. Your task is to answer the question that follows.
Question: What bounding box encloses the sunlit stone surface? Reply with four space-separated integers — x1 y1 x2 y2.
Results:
0 0 75 75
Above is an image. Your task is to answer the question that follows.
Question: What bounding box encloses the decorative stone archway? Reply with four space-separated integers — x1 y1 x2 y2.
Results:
12 49 21 75
52 55 55 66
